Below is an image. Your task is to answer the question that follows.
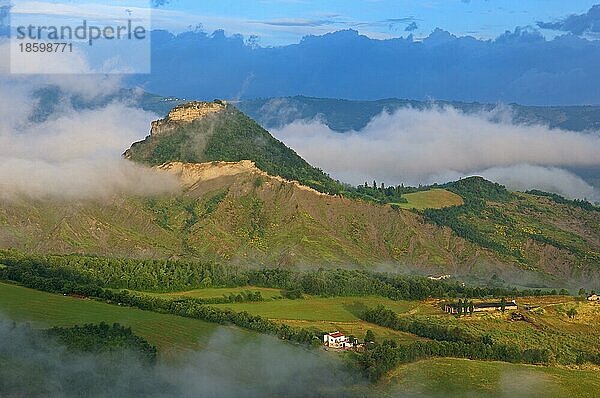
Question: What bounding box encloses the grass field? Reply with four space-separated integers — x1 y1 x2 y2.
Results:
397 189 464 210
212 296 429 321
382 358 600 398
0 282 251 355
143 286 283 300
212 295 439 342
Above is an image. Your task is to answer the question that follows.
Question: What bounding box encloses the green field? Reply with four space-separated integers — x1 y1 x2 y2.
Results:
0 282 250 355
213 296 424 321
212 295 438 342
382 358 600 398
397 189 464 210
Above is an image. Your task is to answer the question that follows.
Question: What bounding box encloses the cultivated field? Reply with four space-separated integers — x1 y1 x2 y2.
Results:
397 189 464 210
382 358 600 398
211 294 440 342
407 296 600 363
0 282 249 354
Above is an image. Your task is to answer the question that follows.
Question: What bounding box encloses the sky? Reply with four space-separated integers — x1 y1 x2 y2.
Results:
149 0 600 45
4 1 600 45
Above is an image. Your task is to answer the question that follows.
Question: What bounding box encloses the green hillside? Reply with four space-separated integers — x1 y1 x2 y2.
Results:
384 358 600 398
126 101 344 194
424 177 600 280
1 103 599 285
0 282 223 352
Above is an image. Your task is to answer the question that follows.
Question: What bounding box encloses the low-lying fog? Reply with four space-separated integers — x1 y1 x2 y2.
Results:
272 106 600 201
0 316 365 397
0 41 178 200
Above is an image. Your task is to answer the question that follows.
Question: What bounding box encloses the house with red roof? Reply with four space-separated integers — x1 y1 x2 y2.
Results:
323 331 356 349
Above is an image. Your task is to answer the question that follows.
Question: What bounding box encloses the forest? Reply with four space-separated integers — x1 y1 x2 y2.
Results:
0 250 556 299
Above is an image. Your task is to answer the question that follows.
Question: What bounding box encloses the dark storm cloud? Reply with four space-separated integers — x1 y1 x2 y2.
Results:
537 5 600 36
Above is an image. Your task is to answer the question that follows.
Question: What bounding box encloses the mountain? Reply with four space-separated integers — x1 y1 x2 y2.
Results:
30 88 600 134
1 102 598 287
236 96 600 133
125 101 343 194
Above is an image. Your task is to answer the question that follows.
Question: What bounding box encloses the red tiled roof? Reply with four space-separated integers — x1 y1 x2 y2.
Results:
329 332 345 338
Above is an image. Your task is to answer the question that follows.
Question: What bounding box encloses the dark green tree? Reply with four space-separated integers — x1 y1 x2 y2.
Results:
365 329 376 343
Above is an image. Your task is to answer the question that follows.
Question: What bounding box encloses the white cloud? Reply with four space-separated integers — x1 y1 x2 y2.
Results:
272 106 600 200
0 41 178 200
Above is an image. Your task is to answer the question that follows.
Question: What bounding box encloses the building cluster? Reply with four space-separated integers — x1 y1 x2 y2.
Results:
587 293 599 301
444 300 518 314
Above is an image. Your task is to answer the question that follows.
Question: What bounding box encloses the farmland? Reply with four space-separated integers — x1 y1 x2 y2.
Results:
397 189 464 210
382 358 600 398
210 294 438 342
2 279 599 396
414 296 600 364
0 281 243 354
138 289 438 343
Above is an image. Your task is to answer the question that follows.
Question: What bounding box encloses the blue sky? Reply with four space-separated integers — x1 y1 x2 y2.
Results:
150 0 600 45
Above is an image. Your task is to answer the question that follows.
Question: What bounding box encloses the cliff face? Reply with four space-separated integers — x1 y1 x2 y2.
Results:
146 101 227 138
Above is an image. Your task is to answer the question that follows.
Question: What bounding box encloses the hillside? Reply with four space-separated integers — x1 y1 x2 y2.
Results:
1 158 598 286
124 101 343 194
0 160 494 271
1 102 599 286
424 177 600 281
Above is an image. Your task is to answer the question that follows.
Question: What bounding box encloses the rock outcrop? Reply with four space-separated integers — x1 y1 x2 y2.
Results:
150 101 227 136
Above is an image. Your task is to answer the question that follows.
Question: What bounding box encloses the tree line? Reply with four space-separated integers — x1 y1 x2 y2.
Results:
0 250 558 300
526 190 599 211
358 338 550 381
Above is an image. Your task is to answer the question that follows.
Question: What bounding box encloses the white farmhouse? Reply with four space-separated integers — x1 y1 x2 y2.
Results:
323 331 353 349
